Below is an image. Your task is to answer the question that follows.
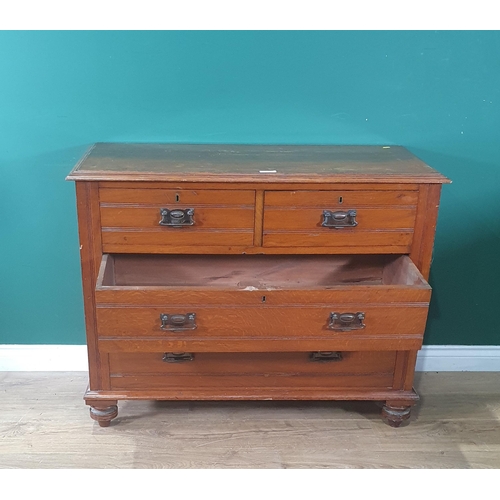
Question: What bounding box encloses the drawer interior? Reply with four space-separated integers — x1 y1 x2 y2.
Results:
97 254 429 289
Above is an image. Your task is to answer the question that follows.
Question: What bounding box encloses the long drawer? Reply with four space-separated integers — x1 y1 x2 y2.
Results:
263 190 417 251
99 187 255 251
95 254 431 352
107 351 397 393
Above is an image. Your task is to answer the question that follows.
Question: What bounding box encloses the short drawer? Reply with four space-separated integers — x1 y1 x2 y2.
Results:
95 254 431 352
107 351 397 392
99 187 255 252
263 190 417 251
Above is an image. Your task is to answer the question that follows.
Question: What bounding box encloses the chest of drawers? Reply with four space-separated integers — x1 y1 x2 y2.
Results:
67 144 450 427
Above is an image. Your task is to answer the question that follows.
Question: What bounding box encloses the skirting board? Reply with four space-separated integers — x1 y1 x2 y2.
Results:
0 345 500 372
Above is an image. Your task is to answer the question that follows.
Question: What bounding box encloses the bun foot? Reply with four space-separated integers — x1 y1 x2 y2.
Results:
381 403 412 427
89 403 118 427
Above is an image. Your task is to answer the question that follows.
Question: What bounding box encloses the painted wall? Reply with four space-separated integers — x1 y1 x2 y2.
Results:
1 31 499 345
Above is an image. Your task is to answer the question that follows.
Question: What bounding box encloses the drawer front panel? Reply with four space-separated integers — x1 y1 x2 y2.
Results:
102 230 254 248
265 190 419 207
108 351 397 391
99 188 255 250
101 207 254 229
263 190 417 249
99 188 255 205
264 207 416 230
96 305 429 339
263 231 413 249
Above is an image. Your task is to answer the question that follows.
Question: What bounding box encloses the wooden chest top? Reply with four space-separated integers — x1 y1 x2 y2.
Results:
66 143 451 184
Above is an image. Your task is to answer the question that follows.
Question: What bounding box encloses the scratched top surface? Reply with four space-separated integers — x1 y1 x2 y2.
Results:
67 143 450 183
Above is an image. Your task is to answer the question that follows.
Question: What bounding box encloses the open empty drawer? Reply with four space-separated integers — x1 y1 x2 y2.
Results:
95 254 431 352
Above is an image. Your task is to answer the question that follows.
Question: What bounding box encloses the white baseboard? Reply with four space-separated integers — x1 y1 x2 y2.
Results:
415 345 500 372
0 345 89 371
1 345 500 372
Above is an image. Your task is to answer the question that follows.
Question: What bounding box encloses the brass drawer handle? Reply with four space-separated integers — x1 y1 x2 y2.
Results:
322 209 357 228
159 208 195 227
162 352 194 363
160 313 197 332
310 351 343 362
328 312 365 331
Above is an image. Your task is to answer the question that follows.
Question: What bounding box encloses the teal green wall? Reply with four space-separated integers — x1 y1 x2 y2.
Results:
1 31 499 345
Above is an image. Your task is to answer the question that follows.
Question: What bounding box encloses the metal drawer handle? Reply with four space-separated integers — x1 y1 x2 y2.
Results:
322 209 357 228
162 352 194 363
310 351 343 362
159 208 195 227
328 312 365 331
160 313 197 332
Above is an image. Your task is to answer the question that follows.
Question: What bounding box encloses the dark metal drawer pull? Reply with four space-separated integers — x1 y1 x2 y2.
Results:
310 351 343 362
159 208 195 227
160 313 197 332
162 352 194 363
328 312 365 331
322 209 357 228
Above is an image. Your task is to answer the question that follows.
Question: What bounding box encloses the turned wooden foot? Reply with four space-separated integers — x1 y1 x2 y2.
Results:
89 402 118 427
381 403 412 427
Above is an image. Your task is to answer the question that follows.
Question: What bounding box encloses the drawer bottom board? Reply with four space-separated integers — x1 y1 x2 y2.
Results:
107 351 397 392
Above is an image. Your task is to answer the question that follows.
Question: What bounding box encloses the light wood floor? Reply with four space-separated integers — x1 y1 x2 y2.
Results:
1 371 499 468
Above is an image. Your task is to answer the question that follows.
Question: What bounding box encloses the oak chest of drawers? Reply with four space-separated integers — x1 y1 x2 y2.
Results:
67 144 450 427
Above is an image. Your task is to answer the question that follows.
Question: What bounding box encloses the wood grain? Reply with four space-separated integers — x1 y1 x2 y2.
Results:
94 254 430 351
100 206 254 229
263 207 417 230
392 351 408 390
108 351 396 391
97 254 427 289
1 372 498 469
99 187 255 205
98 181 422 191
262 230 413 249
75 182 103 389
84 386 418 402
95 305 429 340
95 287 432 306
98 186 256 250
100 243 412 255
66 144 451 184
264 189 419 207
98 336 424 353
108 351 395 374
253 190 264 246
403 350 419 391
410 184 443 279
101 229 254 248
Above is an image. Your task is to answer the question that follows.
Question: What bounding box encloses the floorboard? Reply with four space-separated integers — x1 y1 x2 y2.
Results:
1 371 499 468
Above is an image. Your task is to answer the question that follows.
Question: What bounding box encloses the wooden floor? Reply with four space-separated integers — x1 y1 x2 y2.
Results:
1 371 499 468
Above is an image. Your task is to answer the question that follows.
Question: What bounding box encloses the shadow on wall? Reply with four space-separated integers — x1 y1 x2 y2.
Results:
412 148 500 346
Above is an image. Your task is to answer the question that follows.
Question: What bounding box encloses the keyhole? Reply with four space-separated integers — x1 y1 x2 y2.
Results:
262 296 266 303
175 193 180 203
339 196 343 204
